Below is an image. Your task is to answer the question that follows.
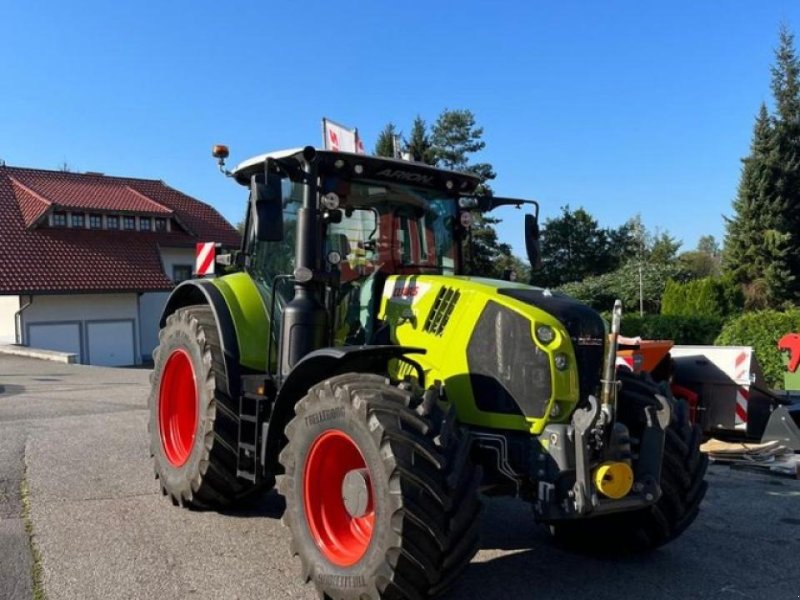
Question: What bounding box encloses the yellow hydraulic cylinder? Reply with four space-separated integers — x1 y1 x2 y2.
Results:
593 461 634 499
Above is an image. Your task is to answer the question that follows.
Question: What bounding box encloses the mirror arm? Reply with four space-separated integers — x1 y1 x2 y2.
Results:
469 195 540 219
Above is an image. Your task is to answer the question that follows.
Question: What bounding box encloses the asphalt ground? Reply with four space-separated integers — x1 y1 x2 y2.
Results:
1 354 799 600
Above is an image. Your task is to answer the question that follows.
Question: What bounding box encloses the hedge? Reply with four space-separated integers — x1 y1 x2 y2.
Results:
715 309 800 389
661 276 743 318
618 314 724 345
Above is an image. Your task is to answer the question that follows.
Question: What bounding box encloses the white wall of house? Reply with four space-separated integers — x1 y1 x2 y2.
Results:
159 247 195 282
21 293 140 366
0 295 21 344
136 247 196 362
139 292 169 361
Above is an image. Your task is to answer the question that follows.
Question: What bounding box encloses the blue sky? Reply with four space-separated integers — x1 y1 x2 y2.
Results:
2 1 799 258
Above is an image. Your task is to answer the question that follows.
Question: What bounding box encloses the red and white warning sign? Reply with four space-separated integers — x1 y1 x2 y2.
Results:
671 346 760 432
322 117 363 153
733 349 750 429
195 242 216 276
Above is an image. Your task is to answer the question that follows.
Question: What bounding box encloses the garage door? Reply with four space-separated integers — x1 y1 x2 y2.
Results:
28 322 82 361
87 321 135 367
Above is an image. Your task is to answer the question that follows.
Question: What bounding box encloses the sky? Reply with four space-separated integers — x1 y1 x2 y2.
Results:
2 0 800 259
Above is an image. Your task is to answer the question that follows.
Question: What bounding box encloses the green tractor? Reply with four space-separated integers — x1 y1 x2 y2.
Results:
149 146 707 599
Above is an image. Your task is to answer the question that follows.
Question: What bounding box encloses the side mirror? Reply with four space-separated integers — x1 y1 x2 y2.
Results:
525 214 542 271
250 172 284 242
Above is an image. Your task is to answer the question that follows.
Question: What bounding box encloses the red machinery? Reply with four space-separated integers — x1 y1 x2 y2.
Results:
616 340 800 451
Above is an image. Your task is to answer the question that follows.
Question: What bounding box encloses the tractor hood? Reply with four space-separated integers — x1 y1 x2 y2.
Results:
379 275 605 434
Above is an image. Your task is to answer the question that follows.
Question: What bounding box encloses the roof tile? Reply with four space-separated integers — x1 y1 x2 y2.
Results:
0 166 240 294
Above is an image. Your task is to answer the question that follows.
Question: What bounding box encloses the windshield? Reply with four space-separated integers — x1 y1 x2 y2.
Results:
325 179 459 283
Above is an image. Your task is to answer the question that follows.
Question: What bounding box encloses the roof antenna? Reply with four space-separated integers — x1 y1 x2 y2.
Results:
212 144 232 177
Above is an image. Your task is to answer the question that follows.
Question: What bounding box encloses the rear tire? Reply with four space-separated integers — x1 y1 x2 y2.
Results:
279 373 481 599
149 305 270 508
549 369 708 553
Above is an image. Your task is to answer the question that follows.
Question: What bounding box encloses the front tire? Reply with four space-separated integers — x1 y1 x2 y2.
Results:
149 305 267 508
549 370 708 553
279 374 481 599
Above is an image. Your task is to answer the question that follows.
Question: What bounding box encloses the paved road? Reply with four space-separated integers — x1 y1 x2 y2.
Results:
1 355 799 600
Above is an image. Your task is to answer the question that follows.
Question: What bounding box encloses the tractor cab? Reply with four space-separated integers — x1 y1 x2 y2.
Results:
225 146 540 375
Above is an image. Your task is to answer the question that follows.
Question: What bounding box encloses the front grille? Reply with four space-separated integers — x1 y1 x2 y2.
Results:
499 287 606 404
468 301 552 418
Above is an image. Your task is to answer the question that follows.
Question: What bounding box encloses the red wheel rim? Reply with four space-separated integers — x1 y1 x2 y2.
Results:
303 430 375 567
158 348 198 467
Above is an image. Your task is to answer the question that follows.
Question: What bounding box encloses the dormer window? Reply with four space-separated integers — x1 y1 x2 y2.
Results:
44 210 173 232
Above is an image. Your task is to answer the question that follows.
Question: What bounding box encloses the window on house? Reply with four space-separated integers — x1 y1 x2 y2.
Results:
172 264 193 283
139 217 152 231
107 215 119 229
123 216 136 230
52 212 67 227
154 217 167 232
89 214 103 229
71 213 85 228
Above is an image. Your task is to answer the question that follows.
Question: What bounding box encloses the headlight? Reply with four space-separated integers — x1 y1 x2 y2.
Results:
535 324 555 345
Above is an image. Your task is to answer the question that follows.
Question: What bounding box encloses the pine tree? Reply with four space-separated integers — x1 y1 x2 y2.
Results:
404 116 436 165
429 109 504 277
771 25 800 293
431 109 496 185
373 123 398 157
724 103 795 308
723 26 800 307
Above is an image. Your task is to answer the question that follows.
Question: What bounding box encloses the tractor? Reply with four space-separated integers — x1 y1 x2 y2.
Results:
149 146 708 599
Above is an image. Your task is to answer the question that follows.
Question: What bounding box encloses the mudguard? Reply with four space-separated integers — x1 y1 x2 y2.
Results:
159 279 241 398
264 345 426 471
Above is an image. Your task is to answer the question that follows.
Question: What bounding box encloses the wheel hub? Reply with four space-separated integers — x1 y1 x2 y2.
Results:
303 429 375 566
158 348 198 467
342 469 371 518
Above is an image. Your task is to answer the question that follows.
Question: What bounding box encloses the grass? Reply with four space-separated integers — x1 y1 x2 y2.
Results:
20 471 46 600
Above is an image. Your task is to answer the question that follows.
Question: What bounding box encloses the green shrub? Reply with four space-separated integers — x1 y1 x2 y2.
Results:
661 276 743 317
618 314 725 345
558 261 679 314
715 309 800 389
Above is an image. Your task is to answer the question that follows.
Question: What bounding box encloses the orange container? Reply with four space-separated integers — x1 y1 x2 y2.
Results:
617 340 674 374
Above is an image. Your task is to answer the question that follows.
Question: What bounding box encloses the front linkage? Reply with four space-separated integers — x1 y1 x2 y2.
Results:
534 301 671 522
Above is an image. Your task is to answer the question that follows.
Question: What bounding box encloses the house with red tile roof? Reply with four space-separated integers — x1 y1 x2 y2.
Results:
0 164 239 365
